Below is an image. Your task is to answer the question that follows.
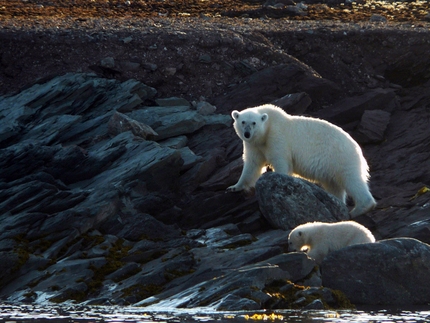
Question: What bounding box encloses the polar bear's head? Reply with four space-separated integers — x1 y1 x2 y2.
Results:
288 229 308 253
231 109 269 142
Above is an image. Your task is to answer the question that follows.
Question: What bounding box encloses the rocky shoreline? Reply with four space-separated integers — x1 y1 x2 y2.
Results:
1 11 430 310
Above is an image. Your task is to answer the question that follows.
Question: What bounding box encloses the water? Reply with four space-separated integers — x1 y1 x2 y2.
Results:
0 305 429 323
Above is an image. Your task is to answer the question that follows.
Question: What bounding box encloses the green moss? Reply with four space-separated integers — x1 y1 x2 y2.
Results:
12 235 30 272
331 289 355 309
84 239 133 296
83 233 106 246
33 238 53 253
57 231 106 259
50 285 60 291
263 280 354 310
110 239 131 258
263 280 310 309
14 247 30 270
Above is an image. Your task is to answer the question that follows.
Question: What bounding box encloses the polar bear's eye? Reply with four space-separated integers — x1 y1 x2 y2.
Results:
241 121 245 125
252 122 256 125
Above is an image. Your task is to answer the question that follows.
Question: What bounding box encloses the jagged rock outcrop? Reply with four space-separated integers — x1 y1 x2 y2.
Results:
0 66 430 309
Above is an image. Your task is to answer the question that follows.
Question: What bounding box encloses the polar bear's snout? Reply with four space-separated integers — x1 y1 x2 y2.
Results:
244 126 251 139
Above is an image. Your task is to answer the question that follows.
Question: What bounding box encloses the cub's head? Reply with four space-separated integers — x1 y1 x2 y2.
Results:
288 228 306 253
231 109 269 142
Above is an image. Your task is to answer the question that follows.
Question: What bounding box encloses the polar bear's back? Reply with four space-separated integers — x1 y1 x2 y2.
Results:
292 221 375 263
307 221 375 249
254 104 369 183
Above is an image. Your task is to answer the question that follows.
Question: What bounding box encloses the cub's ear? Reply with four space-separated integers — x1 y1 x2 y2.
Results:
261 113 269 122
232 110 240 120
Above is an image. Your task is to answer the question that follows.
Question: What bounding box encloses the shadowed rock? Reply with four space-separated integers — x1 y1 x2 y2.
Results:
321 238 430 305
214 64 341 112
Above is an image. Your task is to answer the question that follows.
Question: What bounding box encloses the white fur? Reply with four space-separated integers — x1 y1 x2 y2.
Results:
227 104 376 216
288 221 375 264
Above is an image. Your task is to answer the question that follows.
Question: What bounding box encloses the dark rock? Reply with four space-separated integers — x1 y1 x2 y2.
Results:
394 218 430 245
106 262 141 282
153 111 206 140
355 109 391 144
144 263 287 309
155 97 191 107
159 136 188 149
264 253 316 282
0 252 22 287
100 57 115 68
127 106 206 141
214 64 341 113
100 213 181 242
215 294 260 311
303 299 324 310
321 238 430 305
108 112 158 140
120 61 141 71
196 101 216 116
314 88 398 126
256 172 349 230
270 92 312 115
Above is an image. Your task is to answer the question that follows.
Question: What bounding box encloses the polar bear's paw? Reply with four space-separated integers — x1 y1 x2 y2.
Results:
226 185 255 196
226 184 243 192
350 197 377 217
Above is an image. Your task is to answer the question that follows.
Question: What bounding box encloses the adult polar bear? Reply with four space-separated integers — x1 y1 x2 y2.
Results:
227 104 376 216
288 221 376 264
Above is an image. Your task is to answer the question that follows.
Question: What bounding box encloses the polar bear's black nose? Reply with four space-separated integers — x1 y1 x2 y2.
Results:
244 131 250 139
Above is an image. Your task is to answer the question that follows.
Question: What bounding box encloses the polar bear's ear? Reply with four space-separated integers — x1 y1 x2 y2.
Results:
261 113 269 123
232 110 240 120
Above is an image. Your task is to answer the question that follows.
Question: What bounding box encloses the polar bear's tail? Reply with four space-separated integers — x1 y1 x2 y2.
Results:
359 152 371 182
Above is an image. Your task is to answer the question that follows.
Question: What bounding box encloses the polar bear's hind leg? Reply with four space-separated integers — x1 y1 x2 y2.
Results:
321 180 346 204
346 179 376 217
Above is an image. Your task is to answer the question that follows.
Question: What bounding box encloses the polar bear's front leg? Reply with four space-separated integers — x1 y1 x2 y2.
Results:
227 151 265 193
307 246 327 264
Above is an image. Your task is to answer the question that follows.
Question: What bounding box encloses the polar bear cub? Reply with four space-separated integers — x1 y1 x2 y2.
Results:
227 104 376 216
288 221 375 264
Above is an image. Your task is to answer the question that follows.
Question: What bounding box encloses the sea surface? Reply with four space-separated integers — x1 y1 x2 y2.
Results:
0 305 429 323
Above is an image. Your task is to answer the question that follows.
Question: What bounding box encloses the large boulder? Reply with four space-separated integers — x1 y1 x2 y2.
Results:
321 238 430 305
255 172 349 230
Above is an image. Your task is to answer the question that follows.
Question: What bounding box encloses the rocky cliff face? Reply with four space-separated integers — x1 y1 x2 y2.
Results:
1 24 430 310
